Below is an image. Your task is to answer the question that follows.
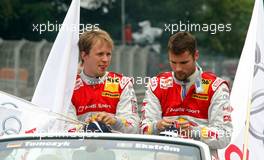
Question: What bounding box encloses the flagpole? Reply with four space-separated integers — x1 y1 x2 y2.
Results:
243 0 262 159
218 0 263 159
242 100 252 160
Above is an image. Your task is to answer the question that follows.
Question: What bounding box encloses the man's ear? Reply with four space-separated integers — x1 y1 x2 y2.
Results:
81 51 88 60
194 50 199 61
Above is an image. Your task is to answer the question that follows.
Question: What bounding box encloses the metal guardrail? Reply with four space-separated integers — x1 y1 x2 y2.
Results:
0 39 238 106
0 39 154 100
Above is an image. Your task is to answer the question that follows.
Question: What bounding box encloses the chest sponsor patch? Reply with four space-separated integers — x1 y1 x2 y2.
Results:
192 93 209 100
200 79 212 94
168 107 201 113
104 78 119 92
102 91 120 98
77 104 112 114
107 77 120 83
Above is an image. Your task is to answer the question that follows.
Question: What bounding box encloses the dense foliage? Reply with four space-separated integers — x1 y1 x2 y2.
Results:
0 0 254 57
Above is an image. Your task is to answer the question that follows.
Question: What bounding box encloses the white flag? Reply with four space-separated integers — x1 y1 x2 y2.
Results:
32 0 80 121
219 0 264 159
0 91 79 135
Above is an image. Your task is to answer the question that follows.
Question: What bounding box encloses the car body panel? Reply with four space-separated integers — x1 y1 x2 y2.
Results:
0 133 211 160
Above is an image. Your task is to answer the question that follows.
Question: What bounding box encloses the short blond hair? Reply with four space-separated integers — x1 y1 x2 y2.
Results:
78 29 114 54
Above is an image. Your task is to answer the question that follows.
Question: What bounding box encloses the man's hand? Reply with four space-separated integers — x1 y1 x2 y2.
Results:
177 122 193 138
95 112 117 126
156 118 174 131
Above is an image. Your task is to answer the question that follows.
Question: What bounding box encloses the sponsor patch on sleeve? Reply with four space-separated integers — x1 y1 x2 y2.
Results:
212 77 225 91
222 105 233 112
149 77 158 91
120 77 131 89
74 77 84 90
160 77 173 89
131 99 138 113
223 115 232 122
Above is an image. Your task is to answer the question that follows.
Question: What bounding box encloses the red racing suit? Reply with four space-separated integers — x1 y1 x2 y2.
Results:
140 69 233 158
69 71 139 133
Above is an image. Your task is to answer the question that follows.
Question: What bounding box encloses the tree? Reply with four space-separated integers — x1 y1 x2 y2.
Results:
0 0 254 57
0 0 69 40
124 0 254 57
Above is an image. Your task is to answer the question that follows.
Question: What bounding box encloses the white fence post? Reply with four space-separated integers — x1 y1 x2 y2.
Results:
14 39 26 96
34 40 47 87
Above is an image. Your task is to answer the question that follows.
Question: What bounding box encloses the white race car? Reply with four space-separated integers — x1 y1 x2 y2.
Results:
0 133 211 160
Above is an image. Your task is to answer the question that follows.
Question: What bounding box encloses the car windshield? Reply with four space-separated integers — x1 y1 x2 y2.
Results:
0 138 202 160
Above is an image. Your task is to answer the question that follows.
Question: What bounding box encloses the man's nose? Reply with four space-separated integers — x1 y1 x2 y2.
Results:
101 54 109 62
174 64 182 72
